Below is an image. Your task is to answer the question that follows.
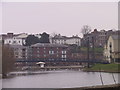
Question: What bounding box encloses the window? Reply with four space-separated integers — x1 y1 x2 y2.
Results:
62 51 66 54
49 51 51 54
44 51 46 53
52 51 54 54
62 55 66 58
49 51 54 54
109 42 112 48
37 50 39 53
44 55 46 57
9 41 11 43
22 49 26 51
37 54 40 57
13 41 16 44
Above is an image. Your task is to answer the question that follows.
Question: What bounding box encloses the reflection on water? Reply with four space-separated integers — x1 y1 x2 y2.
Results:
2 70 120 88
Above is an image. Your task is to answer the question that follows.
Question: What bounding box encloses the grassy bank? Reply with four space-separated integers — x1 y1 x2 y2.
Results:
84 63 120 73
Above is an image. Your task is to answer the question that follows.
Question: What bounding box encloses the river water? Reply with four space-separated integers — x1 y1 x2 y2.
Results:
1 70 120 88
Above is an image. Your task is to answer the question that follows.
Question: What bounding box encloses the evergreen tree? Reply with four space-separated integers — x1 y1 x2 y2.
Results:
25 35 40 46
40 32 50 43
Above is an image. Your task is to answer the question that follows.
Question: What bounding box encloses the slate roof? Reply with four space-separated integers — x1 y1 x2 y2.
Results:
31 43 68 48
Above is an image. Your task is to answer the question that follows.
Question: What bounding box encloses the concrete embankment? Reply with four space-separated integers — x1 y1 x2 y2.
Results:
56 84 120 90
16 65 84 71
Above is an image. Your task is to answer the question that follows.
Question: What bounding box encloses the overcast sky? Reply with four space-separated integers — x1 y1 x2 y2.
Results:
0 1 118 37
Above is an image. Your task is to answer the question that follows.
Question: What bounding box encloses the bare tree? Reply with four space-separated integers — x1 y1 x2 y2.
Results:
81 25 91 68
50 32 58 37
81 25 91 35
2 45 15 78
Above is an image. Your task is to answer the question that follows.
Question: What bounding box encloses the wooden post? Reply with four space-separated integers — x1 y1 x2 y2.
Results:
99 68 104 85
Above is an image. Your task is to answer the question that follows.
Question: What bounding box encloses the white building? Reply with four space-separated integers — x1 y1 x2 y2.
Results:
50 34 81 46
104 35 120 63
66 37 81 46
4 33 28 46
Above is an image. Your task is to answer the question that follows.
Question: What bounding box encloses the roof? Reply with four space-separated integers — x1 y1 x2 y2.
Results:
111 35 120 40
9 45 27 49
67 36 81 39
52 35 81 39
31 43 68 48
36 62 45 64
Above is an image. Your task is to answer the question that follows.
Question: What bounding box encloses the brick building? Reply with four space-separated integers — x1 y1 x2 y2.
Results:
81 29 119 47
28 43 70 62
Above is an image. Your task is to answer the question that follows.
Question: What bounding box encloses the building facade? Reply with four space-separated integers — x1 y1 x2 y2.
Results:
4 37 26 45
10 45 28 60
3 33 28 46
104 35 120 63
82 29 119 47
28 43 70 61
50 34 81 46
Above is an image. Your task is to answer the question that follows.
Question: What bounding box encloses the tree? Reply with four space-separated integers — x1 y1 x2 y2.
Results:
50 32 58 37
25 35 40 46
40 32 50 43
2 45 15 78
81 25 91 68
81 25 91 35
69 44 81 53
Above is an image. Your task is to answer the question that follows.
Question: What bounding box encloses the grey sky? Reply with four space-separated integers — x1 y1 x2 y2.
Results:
1 2 118 37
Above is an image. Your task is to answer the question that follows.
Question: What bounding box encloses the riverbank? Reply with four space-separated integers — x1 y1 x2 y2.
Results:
16 65 84 71
57 84 120 90
83 63 120 73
